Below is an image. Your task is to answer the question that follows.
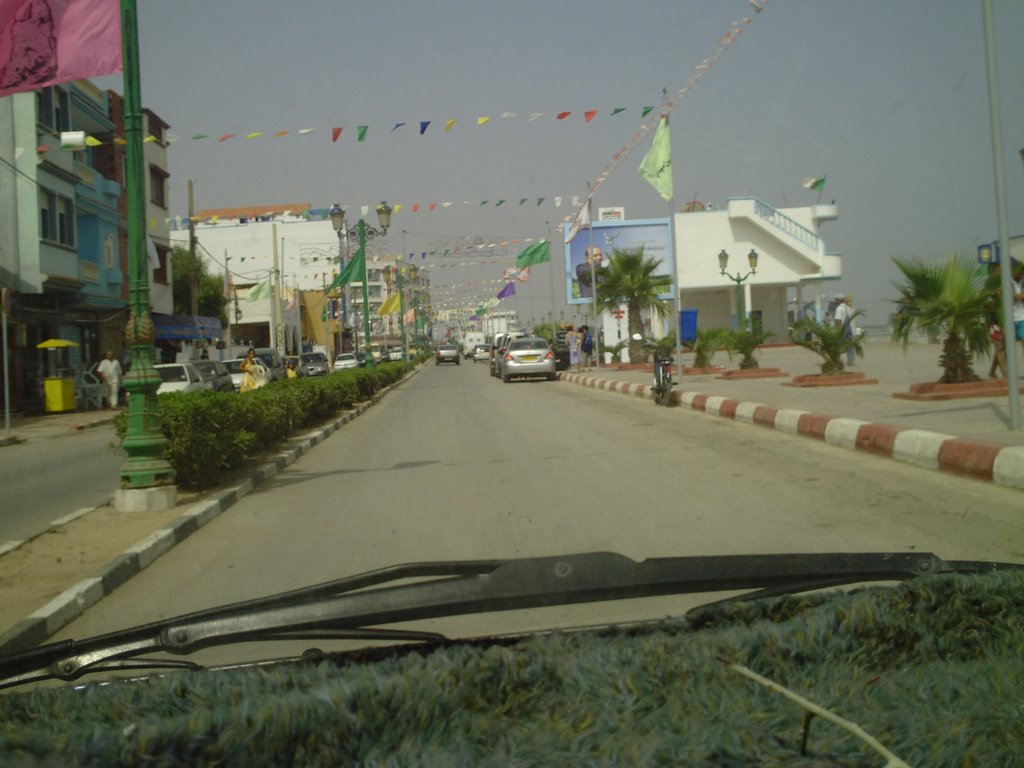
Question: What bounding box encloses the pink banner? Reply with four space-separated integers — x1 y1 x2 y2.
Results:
0 0 122 97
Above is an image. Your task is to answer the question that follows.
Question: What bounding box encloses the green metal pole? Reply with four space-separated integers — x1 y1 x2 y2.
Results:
397 267 407 361
359 219 374 368
118 0 174 488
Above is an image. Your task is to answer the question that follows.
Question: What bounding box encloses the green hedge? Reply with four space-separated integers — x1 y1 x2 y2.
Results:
115 362 410 488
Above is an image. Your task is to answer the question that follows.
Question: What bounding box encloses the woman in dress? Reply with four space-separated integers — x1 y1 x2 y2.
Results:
565 324 582 373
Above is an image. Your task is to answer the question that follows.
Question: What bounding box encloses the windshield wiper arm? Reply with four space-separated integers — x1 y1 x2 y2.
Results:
1 551 1019 690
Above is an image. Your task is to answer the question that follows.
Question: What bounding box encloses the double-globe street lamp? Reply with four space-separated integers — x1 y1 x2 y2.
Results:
329 202 392 368
718 248 759 329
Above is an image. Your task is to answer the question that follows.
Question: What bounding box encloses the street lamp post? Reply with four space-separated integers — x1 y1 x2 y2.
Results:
718 248 758 329
329 203 392 367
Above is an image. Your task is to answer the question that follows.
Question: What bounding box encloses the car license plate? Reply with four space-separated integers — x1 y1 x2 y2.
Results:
521 355 538 362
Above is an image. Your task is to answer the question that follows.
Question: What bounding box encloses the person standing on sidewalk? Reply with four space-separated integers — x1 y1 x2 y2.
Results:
1013 263 1024 357
565 325 582 373
833 294 857 367
580 326 594 370
96 350 122 410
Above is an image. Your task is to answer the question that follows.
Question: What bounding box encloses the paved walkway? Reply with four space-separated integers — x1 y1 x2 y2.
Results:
565 340 1024 490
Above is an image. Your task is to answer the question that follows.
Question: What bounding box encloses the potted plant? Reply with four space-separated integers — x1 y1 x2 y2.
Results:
890 254 992 383
724 320 773 370
788 312 864 375
683 328 728 370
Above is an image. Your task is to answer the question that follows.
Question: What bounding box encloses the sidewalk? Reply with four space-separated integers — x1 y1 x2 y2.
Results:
0 409 117 447
566 340 1024 489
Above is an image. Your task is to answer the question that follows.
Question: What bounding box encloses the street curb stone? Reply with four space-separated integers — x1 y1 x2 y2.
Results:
559 371 1024 492
0 372 413 656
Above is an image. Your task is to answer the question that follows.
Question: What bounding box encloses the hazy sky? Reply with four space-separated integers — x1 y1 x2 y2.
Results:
97 0 1024 325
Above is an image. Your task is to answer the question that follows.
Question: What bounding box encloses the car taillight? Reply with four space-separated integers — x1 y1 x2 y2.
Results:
545 351 554 359
504 353 514 360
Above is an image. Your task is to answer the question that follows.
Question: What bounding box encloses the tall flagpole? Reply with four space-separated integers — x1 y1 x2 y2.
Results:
586 190 600 370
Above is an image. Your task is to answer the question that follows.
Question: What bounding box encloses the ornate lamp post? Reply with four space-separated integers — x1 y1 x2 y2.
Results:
329 203 391 365
718 248 758 329
117 0 175 508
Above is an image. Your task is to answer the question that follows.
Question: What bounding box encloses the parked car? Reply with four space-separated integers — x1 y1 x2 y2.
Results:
223 358 246 391
499 337 557 383
471 344 490 363
191 360 234 392
489 331 525 377
334 353 359 371
154 363 208 394
387 347 404 362
299 352 329 376
435 344 460 365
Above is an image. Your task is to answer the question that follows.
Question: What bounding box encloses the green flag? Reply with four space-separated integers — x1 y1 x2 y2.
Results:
247 277 272 301
326 248 365 292
638 116 673 201
515 240 550 268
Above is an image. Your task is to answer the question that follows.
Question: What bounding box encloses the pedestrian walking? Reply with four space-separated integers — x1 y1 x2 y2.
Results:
96 350 122 410
1013 263 1024 356
833 294 856 367
988 323 1008 379
565 324 582 372
580 325 594 370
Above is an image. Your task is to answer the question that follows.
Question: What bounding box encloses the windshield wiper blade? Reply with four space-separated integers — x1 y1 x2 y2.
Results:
1 551 1019 690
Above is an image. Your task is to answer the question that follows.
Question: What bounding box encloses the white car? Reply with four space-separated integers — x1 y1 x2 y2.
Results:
154 363 209 394
333 353 359 370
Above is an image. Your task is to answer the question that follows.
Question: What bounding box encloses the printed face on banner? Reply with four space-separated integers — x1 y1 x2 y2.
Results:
562 218 671 305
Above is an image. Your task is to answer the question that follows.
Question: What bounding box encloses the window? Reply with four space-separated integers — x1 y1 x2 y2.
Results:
104 235 117 269
149 166 168 208
36 87 69 132
152 245 169 284
39 189 75 246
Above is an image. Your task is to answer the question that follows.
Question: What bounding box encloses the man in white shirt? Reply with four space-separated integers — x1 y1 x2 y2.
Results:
96 350 122 410
833 294 856 367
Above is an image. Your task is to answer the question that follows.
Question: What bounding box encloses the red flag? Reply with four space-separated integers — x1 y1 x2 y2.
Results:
0 0 122 97
332 127 343 142
584 110 597 122
556 112 571 120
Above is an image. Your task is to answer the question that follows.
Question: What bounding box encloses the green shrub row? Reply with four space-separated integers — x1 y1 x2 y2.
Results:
115 362 411 488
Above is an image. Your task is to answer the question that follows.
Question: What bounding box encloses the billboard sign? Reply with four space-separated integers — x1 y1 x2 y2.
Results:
562 218 671 305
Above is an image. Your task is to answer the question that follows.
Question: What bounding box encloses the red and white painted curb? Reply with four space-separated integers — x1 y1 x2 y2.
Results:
560 372 1024 491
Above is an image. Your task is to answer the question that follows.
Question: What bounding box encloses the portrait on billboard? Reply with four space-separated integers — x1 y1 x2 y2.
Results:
563 218 671 305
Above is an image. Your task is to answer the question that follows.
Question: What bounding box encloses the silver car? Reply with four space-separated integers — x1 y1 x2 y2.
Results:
154 363 209 394
499 337 557 383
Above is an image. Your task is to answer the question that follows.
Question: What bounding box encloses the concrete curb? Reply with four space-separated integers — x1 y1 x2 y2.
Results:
559 372 1024 492
0 372 410 656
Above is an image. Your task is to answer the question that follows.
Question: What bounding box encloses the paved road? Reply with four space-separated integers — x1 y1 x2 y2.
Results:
0 425 122 542
51 361 1024 668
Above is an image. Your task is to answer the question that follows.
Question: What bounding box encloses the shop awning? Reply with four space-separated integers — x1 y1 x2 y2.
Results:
152 313 224 341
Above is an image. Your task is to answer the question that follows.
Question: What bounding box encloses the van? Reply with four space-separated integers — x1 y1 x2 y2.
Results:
461 332 485 359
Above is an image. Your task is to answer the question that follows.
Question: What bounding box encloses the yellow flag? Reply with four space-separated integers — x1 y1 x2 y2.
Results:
378 292 401 316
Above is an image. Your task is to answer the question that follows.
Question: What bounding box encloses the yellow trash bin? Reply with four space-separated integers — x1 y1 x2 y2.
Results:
44 377 77 413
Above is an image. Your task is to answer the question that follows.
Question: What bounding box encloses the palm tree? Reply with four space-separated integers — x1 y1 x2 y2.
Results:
594 247 671 364
890 253 993 383
725 319 774 369
684 328 729 369
789 312 864 375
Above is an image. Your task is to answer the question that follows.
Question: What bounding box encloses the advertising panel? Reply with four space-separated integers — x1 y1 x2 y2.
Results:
562 218 671 305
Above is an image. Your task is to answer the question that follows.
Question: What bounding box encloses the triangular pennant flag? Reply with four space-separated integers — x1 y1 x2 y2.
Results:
274 130 289 138
298 128 316 135
192 133 209 140
332 127 343 142
85 136 103 147
556 112 571 120
477 117 490 126
444 118 457 133
641 106 655 117
392 122 406 131
584 110 597 122
611 108 626 116
358 126 368 141
245 132 262 139
219 134 236 142
536 198 545 206
519 198 527 206
496 283 515 299
420 121 431 135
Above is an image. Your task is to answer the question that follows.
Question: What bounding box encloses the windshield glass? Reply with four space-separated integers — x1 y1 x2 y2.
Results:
2 3 1023 763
